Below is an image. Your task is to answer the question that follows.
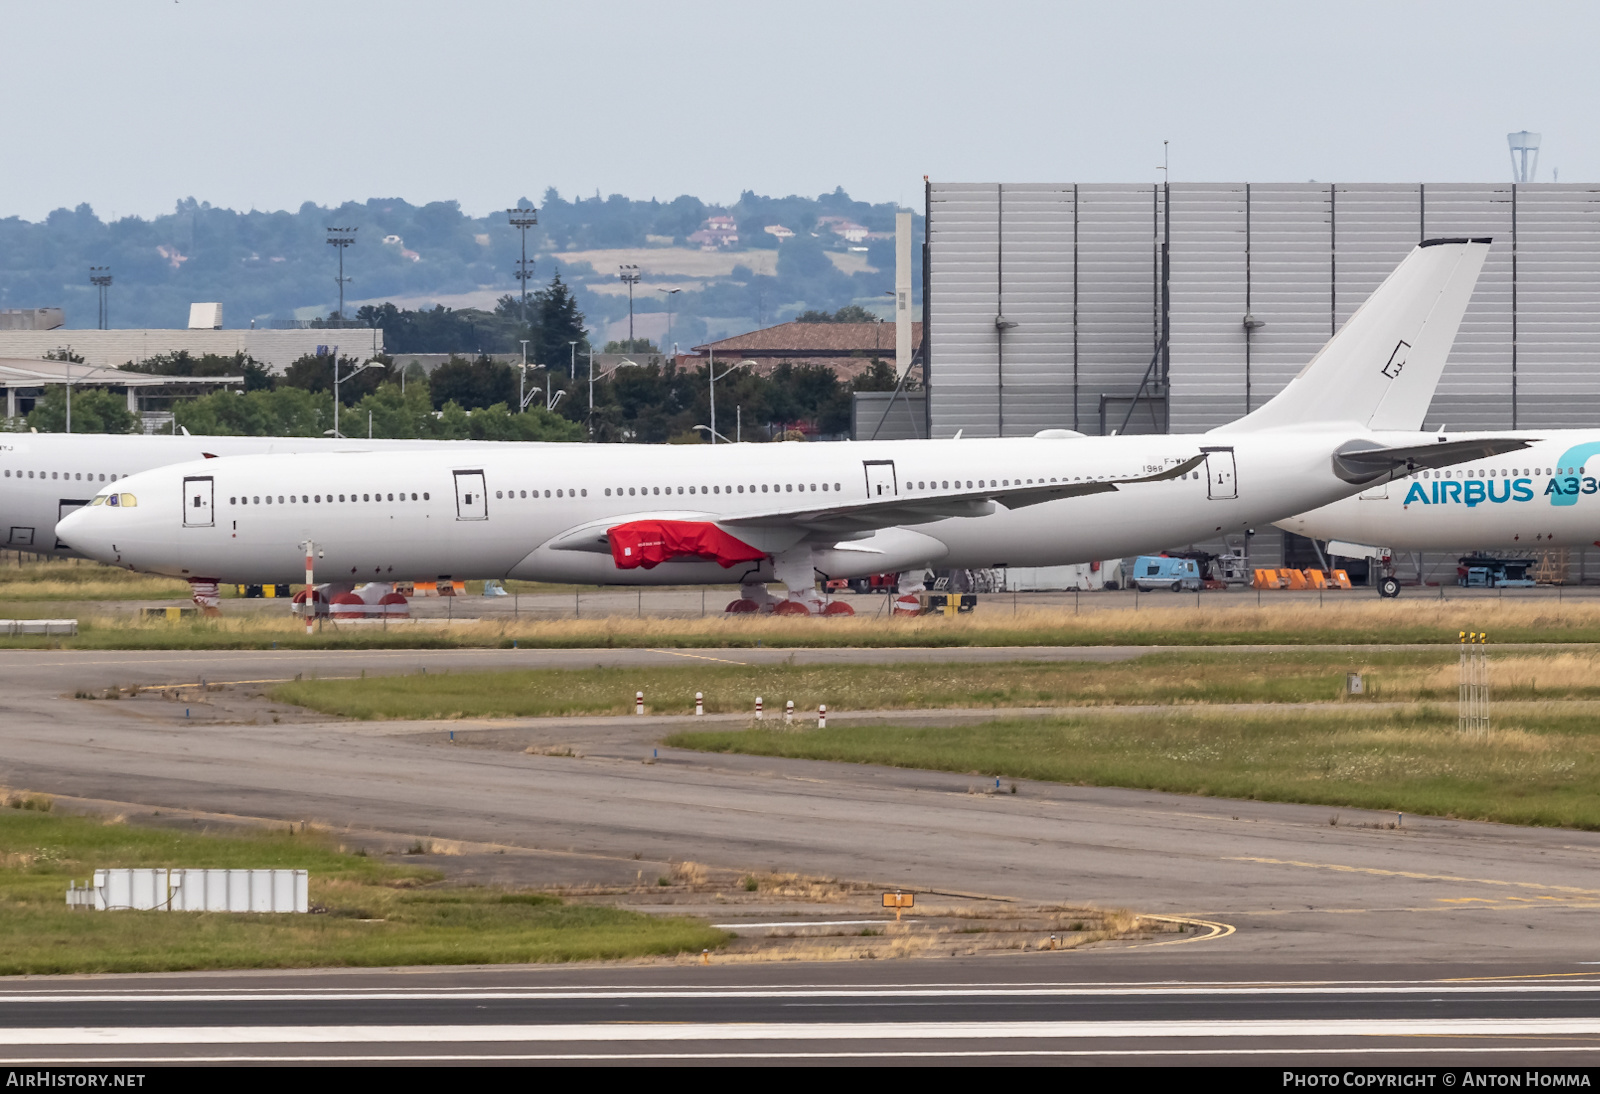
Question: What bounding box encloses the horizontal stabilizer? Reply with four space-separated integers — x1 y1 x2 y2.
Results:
1331 437 1534 484
1327 540 1388 560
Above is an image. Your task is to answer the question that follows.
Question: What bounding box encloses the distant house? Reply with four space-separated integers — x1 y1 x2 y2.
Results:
691 319 922 381
688 215 739 250
382 234 420 262
762 224 795 241
815 216 871 243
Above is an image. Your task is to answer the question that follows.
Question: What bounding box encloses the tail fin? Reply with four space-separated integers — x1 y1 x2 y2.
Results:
1214 238 1490 434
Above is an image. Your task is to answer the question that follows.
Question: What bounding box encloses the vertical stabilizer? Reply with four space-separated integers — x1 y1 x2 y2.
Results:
1214 238 1489 433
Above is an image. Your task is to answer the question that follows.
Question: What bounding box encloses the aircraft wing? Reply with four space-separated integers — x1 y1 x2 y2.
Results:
721 453 1209 534
1331 437 1535 483
543 453 1208 554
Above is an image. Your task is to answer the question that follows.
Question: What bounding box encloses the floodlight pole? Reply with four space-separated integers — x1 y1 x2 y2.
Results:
326 228 357 320
507 206 538 324
89 267 112 330
618 265 641 347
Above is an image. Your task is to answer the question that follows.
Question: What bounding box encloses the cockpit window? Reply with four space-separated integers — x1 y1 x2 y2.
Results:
105 493 137 508
91 496 107 506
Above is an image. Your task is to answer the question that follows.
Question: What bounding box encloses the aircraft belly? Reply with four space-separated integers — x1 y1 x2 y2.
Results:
1297 495 1599 551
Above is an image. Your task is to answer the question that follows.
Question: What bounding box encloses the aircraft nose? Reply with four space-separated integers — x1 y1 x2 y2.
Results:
56 505 114 562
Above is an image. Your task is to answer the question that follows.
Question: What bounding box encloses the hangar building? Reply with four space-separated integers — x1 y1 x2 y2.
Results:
922 181 1600 579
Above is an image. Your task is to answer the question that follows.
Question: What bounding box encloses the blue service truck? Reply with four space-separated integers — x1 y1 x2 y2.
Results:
1131 555 1203 592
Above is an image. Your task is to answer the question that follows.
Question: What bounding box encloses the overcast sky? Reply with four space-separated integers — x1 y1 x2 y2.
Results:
5 0 1593 222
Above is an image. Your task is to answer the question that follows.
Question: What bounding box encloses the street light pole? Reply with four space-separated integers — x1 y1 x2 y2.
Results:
707 349 739 444
519 339 530 414
325 228 357 320
507 206 538 325
618 265 641 347
331 357 376 439
659 287 680 347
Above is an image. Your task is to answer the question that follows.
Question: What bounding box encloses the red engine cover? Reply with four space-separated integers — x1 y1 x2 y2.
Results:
608 520 767 570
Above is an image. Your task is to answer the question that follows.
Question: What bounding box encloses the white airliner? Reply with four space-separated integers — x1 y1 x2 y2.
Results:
1279 429 1600 588
57 239 1528 614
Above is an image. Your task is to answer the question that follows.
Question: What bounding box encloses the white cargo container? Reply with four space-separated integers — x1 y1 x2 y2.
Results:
68 868 308 912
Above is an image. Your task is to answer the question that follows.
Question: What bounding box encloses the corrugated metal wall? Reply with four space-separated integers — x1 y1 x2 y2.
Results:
927 180 1600 437
927 180 1600 579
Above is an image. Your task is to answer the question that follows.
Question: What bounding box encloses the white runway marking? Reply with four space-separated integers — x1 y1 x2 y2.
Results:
5 981 1600 1005
7 1018 1600 1046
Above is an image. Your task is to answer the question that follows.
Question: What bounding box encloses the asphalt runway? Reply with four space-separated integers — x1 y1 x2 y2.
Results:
9 645 1600 1064
9 963 1600 1065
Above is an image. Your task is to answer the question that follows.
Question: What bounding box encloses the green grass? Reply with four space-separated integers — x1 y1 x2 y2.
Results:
0 809 726 974
266 650 1600 720
667 707 1600 830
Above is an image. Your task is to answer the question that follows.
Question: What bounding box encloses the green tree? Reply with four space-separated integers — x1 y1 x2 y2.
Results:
849 359 901 392
121 350 276 392
350 381 435 438
26 387 137 434
796 304 878 323
533 274 590 374
173 387 332 436
428 354 516 411
433 401 472 439
281 352 389 405
461 403 586 441
602 338 660 354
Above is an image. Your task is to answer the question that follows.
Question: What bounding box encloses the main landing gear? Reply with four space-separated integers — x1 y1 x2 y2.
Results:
723 546 856 616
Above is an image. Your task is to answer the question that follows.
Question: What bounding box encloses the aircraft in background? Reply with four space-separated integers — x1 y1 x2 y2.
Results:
1279 429 1600 595
0 433 501 560
59 239 1528 615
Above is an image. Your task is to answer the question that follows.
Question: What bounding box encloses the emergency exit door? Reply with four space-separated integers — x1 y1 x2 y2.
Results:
1200 447 1237 500
182 476 214 527
862 460 898 498
454 470 488 520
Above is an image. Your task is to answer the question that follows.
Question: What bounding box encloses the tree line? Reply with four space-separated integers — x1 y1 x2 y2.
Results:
19 330 909 444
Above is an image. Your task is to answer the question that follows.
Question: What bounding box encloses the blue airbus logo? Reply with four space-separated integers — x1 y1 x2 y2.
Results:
1400 439 1600 508
1402 478 1541 507
1550 441 1600 507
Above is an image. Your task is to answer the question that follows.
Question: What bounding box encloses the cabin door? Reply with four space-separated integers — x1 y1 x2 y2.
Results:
1201 447 1238 500
454 470 488 520
862 460 898 499
181 477 214 527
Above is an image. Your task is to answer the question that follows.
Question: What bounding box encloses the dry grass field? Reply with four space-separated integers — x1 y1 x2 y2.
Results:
554 247 780 278
11 595 1600 650
268 648 1600 720
0 558 190 602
